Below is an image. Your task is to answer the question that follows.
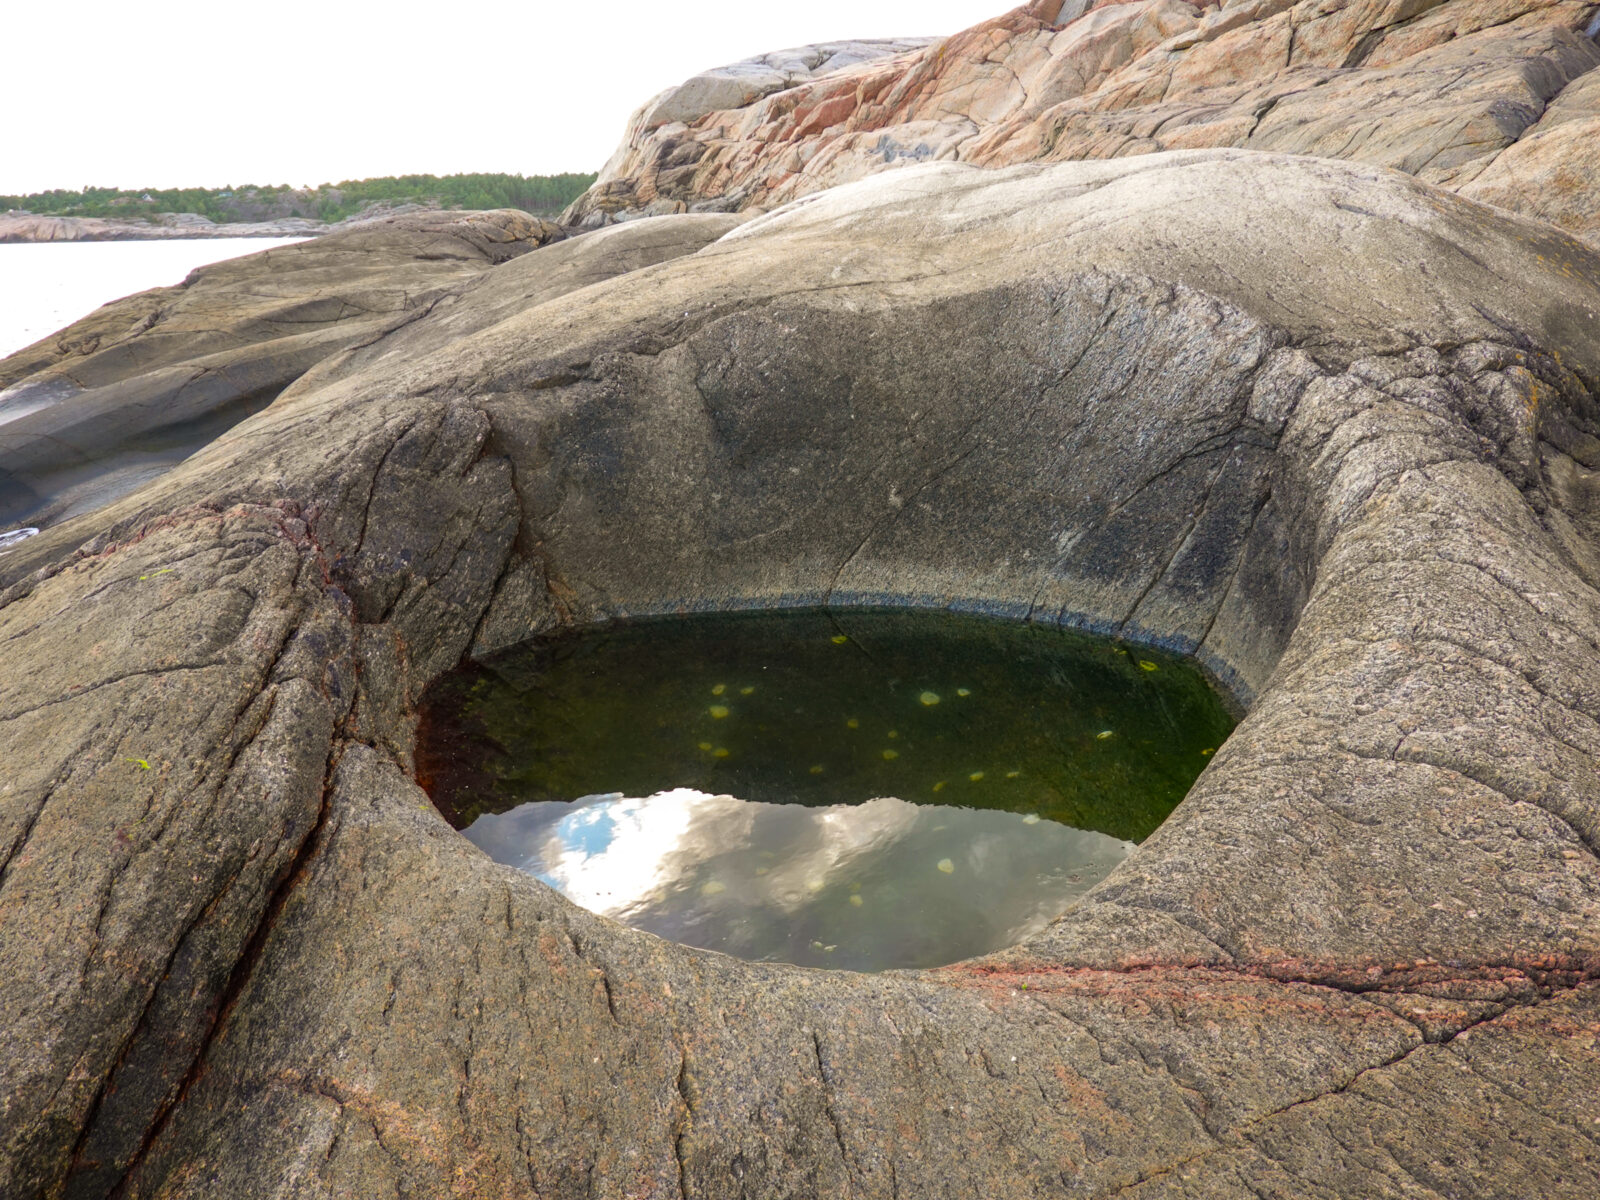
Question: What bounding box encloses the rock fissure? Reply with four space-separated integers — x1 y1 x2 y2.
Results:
1115 446 1238 634
1087 981 1592 1198
673 1046 694 1199
103 741 346 1200
1391 749 1600 861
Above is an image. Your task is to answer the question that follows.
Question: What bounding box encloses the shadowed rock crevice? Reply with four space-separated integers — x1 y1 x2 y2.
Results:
63 736 348 1200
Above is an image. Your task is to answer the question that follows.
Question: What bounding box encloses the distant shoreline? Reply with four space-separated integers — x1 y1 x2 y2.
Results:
1 173 597 243
0 212 330 244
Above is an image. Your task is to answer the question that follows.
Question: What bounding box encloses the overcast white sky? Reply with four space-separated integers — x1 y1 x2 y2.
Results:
4 1 1005 195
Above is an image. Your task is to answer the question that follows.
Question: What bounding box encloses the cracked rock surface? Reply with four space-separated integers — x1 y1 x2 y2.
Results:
566 0 1600 250
1 150 1599 1197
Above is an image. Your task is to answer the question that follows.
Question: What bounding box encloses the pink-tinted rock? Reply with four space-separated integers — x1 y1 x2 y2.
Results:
1459 61 1600 236
566 0 1600 245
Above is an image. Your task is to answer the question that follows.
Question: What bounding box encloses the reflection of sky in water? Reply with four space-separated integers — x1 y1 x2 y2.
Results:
428 611 1234 968
467 788 1132 971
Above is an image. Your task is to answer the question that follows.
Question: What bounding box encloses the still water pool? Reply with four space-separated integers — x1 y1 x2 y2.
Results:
418 610 1235 970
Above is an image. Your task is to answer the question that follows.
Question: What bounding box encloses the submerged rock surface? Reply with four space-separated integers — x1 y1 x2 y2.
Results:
1 148 1598 1196
566 0 1600 246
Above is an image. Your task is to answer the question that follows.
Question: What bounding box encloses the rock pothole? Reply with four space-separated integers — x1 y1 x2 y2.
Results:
4 153 1599 1198
416 608 1235 969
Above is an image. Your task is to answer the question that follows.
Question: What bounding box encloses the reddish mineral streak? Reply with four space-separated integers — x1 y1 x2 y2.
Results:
935 953 1600 1000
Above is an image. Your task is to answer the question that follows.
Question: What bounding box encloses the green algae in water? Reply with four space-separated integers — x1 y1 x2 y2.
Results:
418 609 1235 970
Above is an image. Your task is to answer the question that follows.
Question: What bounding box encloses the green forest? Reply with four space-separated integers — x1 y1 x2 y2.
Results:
0 173 598 223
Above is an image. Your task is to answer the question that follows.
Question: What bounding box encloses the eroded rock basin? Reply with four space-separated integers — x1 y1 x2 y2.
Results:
2 153 1599 1198
418 610 1235 969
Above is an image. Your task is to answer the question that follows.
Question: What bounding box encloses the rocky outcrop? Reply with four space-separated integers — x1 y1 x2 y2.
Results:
2 150 1598 1197
0 204 493 245
0 213 331 244
565 0 1600 245
1457 54 1600 236
632 40 939 131
0 209 565 530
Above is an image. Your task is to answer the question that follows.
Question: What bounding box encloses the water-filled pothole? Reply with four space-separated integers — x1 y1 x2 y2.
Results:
417 610 1235 970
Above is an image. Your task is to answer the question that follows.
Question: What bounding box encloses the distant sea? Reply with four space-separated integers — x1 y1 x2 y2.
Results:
0 238 308 361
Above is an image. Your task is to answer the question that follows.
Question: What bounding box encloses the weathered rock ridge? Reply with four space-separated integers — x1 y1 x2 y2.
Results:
0 209 565 530
632 39 940 131
1 149 1597 1197
566 0 1600 246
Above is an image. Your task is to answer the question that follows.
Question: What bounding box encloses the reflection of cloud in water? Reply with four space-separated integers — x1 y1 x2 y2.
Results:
466 789 1133 971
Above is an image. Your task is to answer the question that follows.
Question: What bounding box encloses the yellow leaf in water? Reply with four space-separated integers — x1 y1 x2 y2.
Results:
919 691 941 706
846 718 860 729
1022 814 1041 825
713 747 730 759
1201 748 1215 756
700 880 726 897
1006 770 1021 779
887 730 898 739
969 771 984 782
709 705 730 719
1096 730 1115 740
932 781 946 793
957 688 971 697
831 635 849 644
740 686 755 695
711 683 727 695
809 764 825 774
698 742 713 751
882 749 899 760
849 894 864 907
937 858 955 874
1139 661 1159 672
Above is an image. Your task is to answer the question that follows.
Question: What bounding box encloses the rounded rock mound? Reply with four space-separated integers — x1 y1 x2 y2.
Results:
1 150 1598 1198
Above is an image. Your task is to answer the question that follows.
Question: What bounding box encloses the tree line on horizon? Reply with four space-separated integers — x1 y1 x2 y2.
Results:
0 173 599 223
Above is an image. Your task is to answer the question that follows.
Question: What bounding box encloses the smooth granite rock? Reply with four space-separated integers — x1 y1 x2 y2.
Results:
565 0 1600 246
1 151 1598 1198
635 40 938 131
0 209 564 529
